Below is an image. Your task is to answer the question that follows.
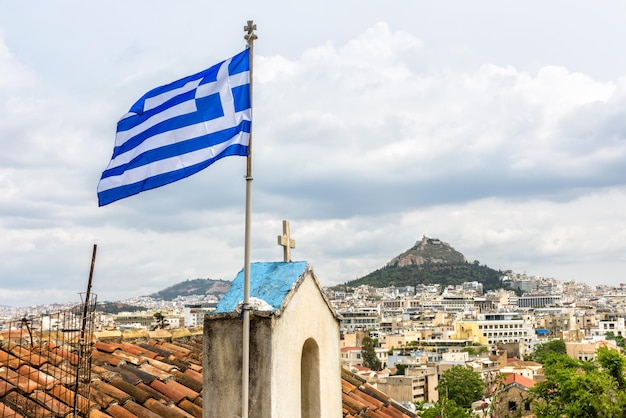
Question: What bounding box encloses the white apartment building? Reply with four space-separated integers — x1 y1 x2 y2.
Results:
477 313 534 348
589 316 626 337
340 345 389 369
183 302 217 327
338 308 379 332
455 313 535 354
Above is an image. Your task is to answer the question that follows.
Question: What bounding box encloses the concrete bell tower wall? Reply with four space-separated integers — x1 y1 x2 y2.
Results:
270 273 342 417
203 313 273 418
203 262 342 418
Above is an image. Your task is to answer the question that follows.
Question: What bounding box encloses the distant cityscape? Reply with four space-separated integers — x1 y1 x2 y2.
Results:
3 269 626 412
2 270 625 349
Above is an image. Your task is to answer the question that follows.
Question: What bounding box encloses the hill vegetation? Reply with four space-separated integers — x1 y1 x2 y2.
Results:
97 301 147 314
148 278 231 300
343 236 504 291
104 237 505 303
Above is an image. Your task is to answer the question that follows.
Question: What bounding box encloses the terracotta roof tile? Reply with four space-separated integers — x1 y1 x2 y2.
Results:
0 403 24 418
88 384 120 409
172 370 202 393
166 379 199 401
29 390 73 417
52 347 79 366
2 367 40 393
0 379 16 397
88 409 112 418
136 382 171 404
118 363 157 385
340 368 416 418
105 404 138 418
0 348 22 369
35 349 69 367
39 363 76 386
1 329 420 418
94 365 124 383
122 400 164 418
121 342 159 359
110 351 144 366
144 357 178 372
109 378 154 404
342 392 367 414
92 350 124 366
149 379 186 403
186 363 202 373
8 344 48 368
162 357 192 372
182 368 202 384
91 379 133 404
178 398 202 418
49 384 98 415
159 342 191 357
142 342 173 359
93 341 119 354
139 363 172 381
502 372 536 389
3 391 54 417
143 398 185 418
18 364 57 389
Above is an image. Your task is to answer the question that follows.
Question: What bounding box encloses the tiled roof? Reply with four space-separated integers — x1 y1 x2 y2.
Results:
501 373 536 389
0 328 204 417
1 328 414 417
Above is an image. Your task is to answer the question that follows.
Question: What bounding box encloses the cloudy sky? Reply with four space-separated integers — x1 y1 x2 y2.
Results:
1 1 626 307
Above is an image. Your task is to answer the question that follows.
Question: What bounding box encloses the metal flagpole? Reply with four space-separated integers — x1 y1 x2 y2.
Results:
242 20 257 418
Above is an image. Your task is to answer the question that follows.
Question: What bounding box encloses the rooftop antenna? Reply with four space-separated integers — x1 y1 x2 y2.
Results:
74 243 97 416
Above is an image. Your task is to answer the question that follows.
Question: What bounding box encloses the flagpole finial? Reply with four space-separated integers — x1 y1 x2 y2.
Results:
244 20 257 47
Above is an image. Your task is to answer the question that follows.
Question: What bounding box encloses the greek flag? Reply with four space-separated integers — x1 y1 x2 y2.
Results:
97 49 251 206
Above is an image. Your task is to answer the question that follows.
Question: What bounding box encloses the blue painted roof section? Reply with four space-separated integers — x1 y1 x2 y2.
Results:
214 261 308 313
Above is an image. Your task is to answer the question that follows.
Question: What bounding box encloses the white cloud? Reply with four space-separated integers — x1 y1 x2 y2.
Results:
1 5 626 307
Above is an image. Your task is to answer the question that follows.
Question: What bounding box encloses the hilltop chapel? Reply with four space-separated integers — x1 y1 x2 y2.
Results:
203 221 343 417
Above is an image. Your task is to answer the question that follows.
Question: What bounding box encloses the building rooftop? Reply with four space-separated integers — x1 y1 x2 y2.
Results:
0 327 415 417
501 373 536 389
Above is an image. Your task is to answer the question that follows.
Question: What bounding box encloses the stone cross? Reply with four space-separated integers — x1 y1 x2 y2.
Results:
277 220 296 262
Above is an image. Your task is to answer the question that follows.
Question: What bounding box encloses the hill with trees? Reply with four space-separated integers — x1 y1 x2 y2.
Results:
148 278 232 300
343 236 505 291
97 301 147 314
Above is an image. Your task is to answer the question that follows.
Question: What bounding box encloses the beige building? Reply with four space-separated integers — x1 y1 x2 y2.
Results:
374 372 438 405
491 373 536 417
499 360 543 380
566 340 620 361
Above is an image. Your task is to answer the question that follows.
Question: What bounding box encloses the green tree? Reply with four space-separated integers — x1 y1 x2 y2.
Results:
606 331 626 349
437 365 485 408
416 398 473 418
152 312 169 330
461 345 489 356
531 353 624 417
528 339 566 363
393 364 408 375
361 335 382 371
597 346 626 390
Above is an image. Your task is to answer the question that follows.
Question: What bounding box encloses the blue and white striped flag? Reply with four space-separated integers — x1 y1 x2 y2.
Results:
97 49 251 206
